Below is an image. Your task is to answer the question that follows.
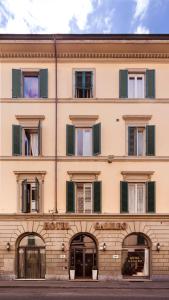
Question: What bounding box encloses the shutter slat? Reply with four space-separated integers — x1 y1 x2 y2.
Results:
12 125 22 156
93 181 101 213
119 70 128 98
12 69 21 98
66 124 75 155
120 181 128 213
146 125 155 156
93 123 101 155
147 182 155 213
66 181 75 213
22 180 28 213
146 69 155 98
40 69 48 98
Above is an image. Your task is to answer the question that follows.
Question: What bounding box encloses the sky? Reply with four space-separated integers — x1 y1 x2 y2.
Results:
0 0 169 34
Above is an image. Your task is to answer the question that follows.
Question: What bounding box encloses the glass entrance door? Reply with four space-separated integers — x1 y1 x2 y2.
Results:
70 234 97 279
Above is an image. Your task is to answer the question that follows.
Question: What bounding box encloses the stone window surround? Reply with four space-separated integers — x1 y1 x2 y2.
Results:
69 115 99 127
14 171 46 213
67 171 100 182
15 115 45 128
121 171 154 182
123 115 152 156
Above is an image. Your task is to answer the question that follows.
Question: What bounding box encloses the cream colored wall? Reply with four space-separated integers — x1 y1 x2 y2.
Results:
57 62 169 99
1 60 169 215
0 62 56 99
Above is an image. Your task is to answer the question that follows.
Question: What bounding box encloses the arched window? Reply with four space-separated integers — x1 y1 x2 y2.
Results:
122 233 150 278
17 234 45 279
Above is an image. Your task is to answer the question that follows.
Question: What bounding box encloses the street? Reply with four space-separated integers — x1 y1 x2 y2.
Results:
0 286 169 300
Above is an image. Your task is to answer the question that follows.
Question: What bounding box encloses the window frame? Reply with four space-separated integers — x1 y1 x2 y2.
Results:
128 126 146 156
128 73 145 99
75 182 93 214
22 71 40 99
22 126 39 156
75 127 93 156
128 182 146 214
73 68 95 99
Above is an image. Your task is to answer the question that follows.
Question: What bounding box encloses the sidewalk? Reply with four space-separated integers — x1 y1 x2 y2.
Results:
0 280 169 289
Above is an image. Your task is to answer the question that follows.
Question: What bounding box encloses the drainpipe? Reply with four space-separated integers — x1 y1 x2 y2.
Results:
54 35 58 213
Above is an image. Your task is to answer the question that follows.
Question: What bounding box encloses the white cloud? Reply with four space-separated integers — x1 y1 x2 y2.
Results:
133 0 150 21
0 0 93 33
134 25 150 34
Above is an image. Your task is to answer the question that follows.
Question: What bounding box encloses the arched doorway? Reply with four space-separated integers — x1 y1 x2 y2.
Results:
122 233 150 278
70 233 97 279
17 234 45 279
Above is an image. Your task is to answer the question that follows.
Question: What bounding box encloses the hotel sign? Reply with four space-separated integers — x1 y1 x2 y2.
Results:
43 222 70 230
94 222 127 230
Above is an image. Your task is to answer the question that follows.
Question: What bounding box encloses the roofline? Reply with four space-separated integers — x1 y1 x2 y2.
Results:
0 33 169 41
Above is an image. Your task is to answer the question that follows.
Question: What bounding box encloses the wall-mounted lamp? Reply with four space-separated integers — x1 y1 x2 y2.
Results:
6 242 10 251
103 242 106 251
61 242 65 252
156 242 160 252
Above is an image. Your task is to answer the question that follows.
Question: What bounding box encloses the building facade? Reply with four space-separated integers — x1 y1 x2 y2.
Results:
0 34 169 280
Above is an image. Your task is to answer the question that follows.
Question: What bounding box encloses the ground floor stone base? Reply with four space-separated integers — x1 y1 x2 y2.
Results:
0 215 169 281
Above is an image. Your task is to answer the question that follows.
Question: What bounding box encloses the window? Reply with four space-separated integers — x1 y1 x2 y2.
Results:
12 69 48 98
14 171 46 214
75 71 93 98
128 74 144 98
12 118 43 156
66 173 101 213
76 128 92 156
128 125 155 156
23 72 39 98
120 178 155 214
128 127 145 156
76 183 92 213
66 123 101 156
119 69 155 99
128 183 146 213
22 179 39 213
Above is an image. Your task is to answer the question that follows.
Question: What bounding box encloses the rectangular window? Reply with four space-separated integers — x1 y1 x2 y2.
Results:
75 183 92 213
22 179 39 213
75 71 93 98
128 127 145 156
23 128 39 156
76 128 92 156
128 74 144 98
128 183 146 213
23 73 39 98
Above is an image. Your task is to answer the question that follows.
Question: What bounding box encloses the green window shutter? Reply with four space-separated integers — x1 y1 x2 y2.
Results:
22 180 29 213
128 127 136 155
120 181 128 213
93 181 101 213
146 69 155 98
38 121 41 155
66 124 75 156
146 125 155 156
147 181 155 213
66 181 75 213
12 125 22 156
93 123 101 155
82 71 86 98
39 69 48 98
12 69 21 98
35 177 40 212
119 70 128 98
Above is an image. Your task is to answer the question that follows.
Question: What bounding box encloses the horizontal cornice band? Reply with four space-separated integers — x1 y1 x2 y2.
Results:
1 52 169 59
